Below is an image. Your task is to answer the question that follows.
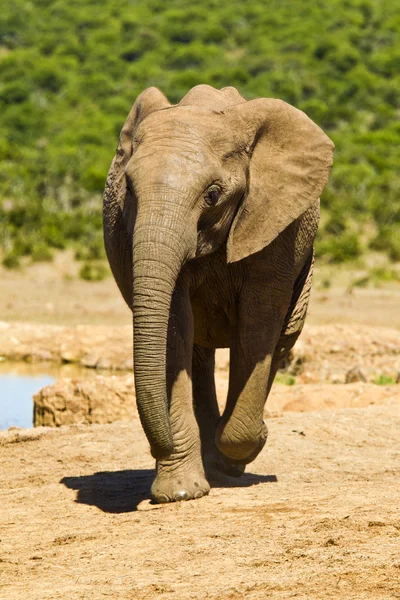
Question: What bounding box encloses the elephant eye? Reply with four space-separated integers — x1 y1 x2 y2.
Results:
204 185 222 207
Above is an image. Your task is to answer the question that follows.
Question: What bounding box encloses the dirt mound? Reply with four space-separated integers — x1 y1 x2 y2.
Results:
33 373 400 427
33 375 136 427
1 405 399 599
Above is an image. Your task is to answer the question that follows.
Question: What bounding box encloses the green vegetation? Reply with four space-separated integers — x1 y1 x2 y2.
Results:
352 265 400 287
275 373 296 386
1 0 399 268
79 261 109 281
373 374 396 385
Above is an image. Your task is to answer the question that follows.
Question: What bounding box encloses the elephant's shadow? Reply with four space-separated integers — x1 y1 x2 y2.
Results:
61 469 277 513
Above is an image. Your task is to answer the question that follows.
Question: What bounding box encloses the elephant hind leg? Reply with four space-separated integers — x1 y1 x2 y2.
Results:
192 344 219 453
274 250 314 368
192 344 245 477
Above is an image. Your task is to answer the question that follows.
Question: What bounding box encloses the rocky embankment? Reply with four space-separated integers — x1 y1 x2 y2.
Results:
0 321 133 370
1 320 399 378
1 321 399 427
33 374 400 427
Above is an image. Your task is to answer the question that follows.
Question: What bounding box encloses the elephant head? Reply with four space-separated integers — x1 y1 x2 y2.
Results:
104 85 334 459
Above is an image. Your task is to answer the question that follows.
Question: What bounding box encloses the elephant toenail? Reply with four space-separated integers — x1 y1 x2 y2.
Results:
194 491 204 499
157 494 170 503
174 490 189 501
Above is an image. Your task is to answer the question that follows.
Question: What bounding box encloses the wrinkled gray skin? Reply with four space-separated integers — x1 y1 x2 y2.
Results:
103 85 334 503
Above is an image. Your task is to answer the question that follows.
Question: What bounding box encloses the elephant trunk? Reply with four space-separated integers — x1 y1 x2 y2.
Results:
132 213 189 459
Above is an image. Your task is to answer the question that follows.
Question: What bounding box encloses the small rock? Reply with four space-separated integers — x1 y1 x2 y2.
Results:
329 344 343 353
287 355 304 376
120 357 134 371
324 538 338 546
280 340 308 375
23 350 53 363
96 357 112 370
264 409 283 418
80 353 100 368
60 349 81 364
298 371 319 384
345 366 367 384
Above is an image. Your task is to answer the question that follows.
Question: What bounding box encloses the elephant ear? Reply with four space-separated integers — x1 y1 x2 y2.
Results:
226 99 334 263
104 87 171 216
103 88 170 305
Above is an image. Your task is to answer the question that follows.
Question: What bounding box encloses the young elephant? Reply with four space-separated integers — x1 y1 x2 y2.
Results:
103 85 334 503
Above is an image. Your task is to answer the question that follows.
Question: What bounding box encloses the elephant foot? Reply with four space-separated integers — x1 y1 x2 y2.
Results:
151 462 210 504
215 419 268 464
203 447 246 478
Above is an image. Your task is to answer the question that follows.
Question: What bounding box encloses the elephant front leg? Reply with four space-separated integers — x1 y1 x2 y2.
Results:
216 293 287 467
216 350 277 467
216 255 313 467
151 287 210 503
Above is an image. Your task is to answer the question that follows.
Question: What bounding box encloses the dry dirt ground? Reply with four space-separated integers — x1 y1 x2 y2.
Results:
1 254 400 330
1 259 400 599
1 406 399 600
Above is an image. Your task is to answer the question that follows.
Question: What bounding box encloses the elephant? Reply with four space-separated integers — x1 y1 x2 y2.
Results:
103 84 334 503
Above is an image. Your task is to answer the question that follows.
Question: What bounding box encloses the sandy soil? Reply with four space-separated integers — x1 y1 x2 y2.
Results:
1 405 399 600
1 258 400 599
1 255 400 329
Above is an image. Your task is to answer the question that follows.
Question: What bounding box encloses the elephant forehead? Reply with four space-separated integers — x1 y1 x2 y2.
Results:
127 146 222 194
135 107 239 152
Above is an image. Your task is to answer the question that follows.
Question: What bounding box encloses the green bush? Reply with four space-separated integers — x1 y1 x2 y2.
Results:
0 0 399 264
75 235 106 261
373 374 395 386
2 252 20 269
315 231 362 263
31 242 53 262
79 261 109 281
370 227 400 262
275 373 296 386
352 266 400 288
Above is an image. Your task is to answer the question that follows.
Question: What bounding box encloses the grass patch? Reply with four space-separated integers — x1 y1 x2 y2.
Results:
373 374 395 386
31 243 54 263
275 373 296 386
79 262 109 282
2 252 21 269
352 266 400 288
